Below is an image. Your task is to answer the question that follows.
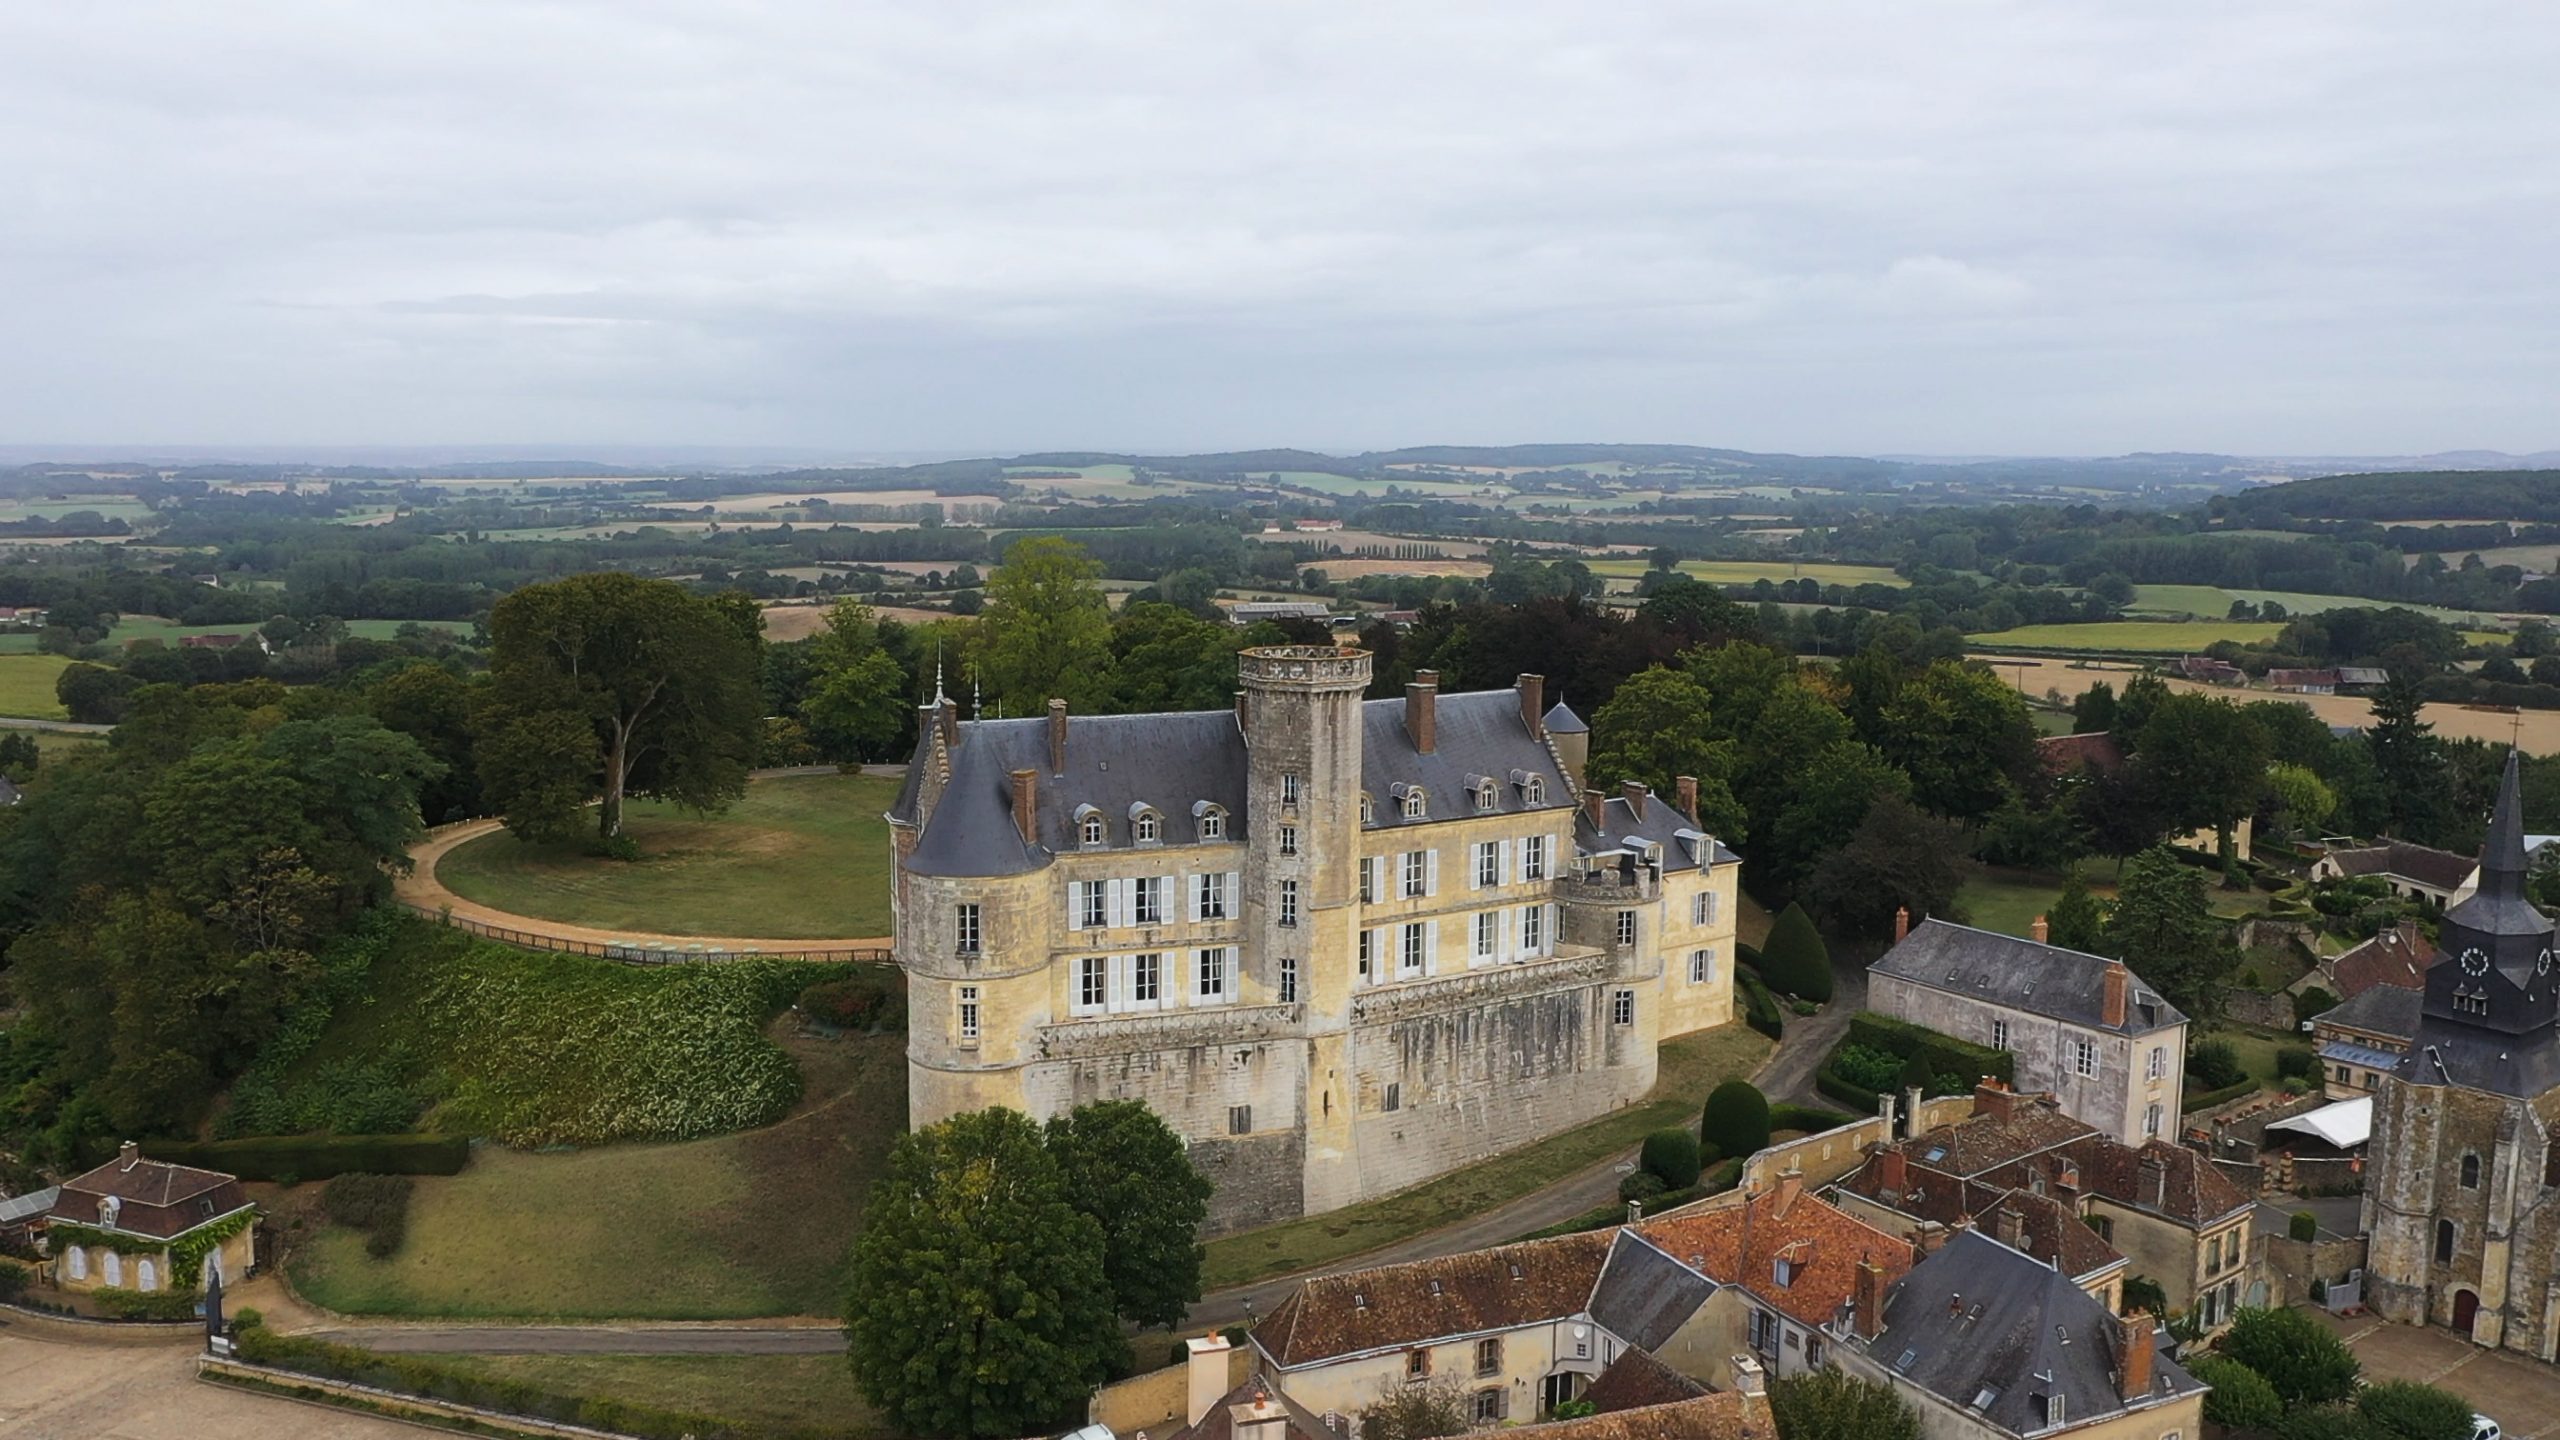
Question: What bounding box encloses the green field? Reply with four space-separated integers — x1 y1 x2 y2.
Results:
0 654 74 718
437 772 898 939
289 1025 905 1320
2128 584 2500 628
414 1354 883 1436
0 497 154 521
1587 557 1910 588
1964 620 2286 652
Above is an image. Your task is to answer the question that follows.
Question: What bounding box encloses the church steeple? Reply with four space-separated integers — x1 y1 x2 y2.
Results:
2423 747 2556 1037
2480 747 2530 893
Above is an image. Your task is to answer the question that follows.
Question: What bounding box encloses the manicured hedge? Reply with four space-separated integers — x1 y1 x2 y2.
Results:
2182 1077 2261 1113
1769 1103 1862 1133
148 1134 468 1181
1816 1066 1885 1110
1845 1011 2012 1087
1736 970 1785 1041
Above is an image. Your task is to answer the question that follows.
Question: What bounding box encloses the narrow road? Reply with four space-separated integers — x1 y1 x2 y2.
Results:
1758 960 1866 1109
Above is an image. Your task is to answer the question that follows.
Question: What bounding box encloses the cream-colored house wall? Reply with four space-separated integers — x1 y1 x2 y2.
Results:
51 1219 253 1295
1267 1316 1621 1425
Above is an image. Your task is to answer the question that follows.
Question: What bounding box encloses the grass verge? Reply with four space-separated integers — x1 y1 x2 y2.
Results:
1198 1023 1773 1291
414 1354 881 1437
0 654 74 718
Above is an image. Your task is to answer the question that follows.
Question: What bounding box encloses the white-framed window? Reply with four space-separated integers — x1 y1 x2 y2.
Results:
2147 1045 2166 1080
1282 773 1302 805
1402 850 1429 898
1689 948 1713 984
1400 923 1426 977
1613 989 1635 1025
1525 776 1546 805
1615 910 1637 946
1522 835 1548 881
1279 879 1299 927
1197 872 1231 921
1132 952 1162 1005
1199 807 1225 840
1081 815 1106 847
1992 1018 2011 1051
955 904 981 954
1694 889 1720 926
1195 947 1232 1002
1279 824 1298 857
1521 904 1546 952
1135 811 1160 844
1475 911 1499 960
137 1258 157 1293
1279 955 1299 1003
1402 790 1427 820
1358 928 1374 979
1134 876 1165 926
958 985 980 1040
2070 1038 2098 1078
1475 783 1498 813
1361 793 1375 825
2145 1102 2163 1139
1474 841 1501 888
1359 856 1379 903
65 1246 85 1281
1075 956 1107 1013
1074 881 1108 930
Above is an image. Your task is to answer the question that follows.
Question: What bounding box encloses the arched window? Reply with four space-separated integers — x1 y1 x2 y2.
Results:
1081 815 1106 847
1402 791 1426 820
1360 794 1376 826
1475 783 1498 813
1198 806 1226 841
65 1246 85 1281
103 1250 122 1287
1525 776 1546 805
2436 1219 2457 1262
137 1259 158 1293
1134 811 1160 844
2462 1153 2482 1189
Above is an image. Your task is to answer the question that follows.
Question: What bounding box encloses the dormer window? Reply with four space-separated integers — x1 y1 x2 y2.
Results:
1474 781 1499 813
1194 802 1227 841
1076 807 1107 848
1361 793 1376 826
1395 785 1427 820
1132 807 1162 845
1525 776 1545 805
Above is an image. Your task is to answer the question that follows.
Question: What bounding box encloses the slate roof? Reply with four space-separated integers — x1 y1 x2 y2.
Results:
1512 1392 1770 1440
2330 921 2433 998
2316 982 2424 1045
50 1151 252 1241
1636 1183 1914 1330
1861 1231 2202 1438
2325 840 2478 893
1871 920 2186 1037
1159 1376 1335 1440
1586 1230 1719 1351
1578 1348 1710 1414
1253 1231 1615 1368
1543 698 1588 735
1360 689 1576 832
1576 795 1741 872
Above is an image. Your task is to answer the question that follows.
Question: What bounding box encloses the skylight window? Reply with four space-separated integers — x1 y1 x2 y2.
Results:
1894 1349 1918 1372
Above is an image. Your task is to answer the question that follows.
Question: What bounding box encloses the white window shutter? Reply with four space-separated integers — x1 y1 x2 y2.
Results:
1159 874 1176 922
1425 850 1440 896
1103 878 1122 928
1068 882 1085 931
1224 872 1239 916
1497 905 1516 965
1188 874 1206 921
1426 918 1441 974
1469 843 1484 892
1499 838 1513 886
1546 904 1559 955
1709 889 1722 926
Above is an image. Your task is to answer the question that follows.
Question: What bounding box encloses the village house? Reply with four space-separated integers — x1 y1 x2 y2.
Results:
41 1142 255 1296
1825 1230 2206 1440
2313 982 2423 1099
2174 655 2243 685
2324 920 2434 1000
1868 919 2188 1147
2311 839 2479 908
2036 733 2250 861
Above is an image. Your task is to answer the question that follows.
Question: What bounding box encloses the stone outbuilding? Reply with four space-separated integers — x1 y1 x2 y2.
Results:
43 1142 255 1297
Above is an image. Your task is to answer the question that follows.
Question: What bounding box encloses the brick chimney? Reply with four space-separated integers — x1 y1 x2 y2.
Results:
1406 670 1438 754
1991 1202 2023 1251
118 1140 140 1172
1185 1334 1232 1426
1853 1254 1888 1339
1773 1166 1805 1218
1975 1078 2015 1126
1009 769 1038 845
1047 698 1068 774
1675 775 1699 822
1583 787 1606 830
2031 913 2049 944
1621 780 1648 820
1878 1146 1909 1199
2117 1314 2157 1401
1894 906 1910 942
2103 960 2130 1029
1517 673 1546 739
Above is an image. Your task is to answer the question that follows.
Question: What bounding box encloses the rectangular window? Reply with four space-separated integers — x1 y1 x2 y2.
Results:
1689 948 1713 984
1475 841 1500 888
1131 952 1161 1005
1279 879 1299 928
1203 872 1234 920
1992 1018 2011 1051
1279 824 1298 857
1076 882 1107 930
1402 850 1428 898
1406 1349 1431 1380
1358 928 1374 979
1281 773 1301 805
1384 1081 1401 1112
1612 989 1634 1026
1359 857 1377 903
2148 1046 2166 1080
1474 911 1498 960
2071 1038 2098 1078
1229 1104 1252 1135
2146 1102 2163 1139
955 904 981 954
957 985 980 1040
1806 1335 1825 1367
1615 910 1637 947
1400 923 1425 977
1474 1390 1503 1423
1076 956 1106 1012
1279 955 1299 1004
1133 877 1164 927
1692 892 1708 926
1196 948 1231 1002
1521 904 1545 953
1522 835 1548 881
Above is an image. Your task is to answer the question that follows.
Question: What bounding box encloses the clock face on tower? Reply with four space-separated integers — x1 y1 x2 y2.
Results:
2542 948 2555 977
2460 947 2491 976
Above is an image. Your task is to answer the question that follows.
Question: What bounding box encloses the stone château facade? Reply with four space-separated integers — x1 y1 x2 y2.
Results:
888 646 1740 1230
2364 751 2560 1358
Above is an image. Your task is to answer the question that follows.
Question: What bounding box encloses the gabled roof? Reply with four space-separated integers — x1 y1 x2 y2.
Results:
1887 1101 2095 1180
1254 1231 1615 1369
1837 1155 2125 1284
1871 920 2186 1036
2035 732 2125 777
1861 1231 2202 1437
1635 1183 1913 1330
2316 981 2424 1045
1578 1348 1709 1414
1160 1376 1336 1440
2330 921 2433 998
2062 1138 2253 1229
1587 1230 1718 1351
2325 840 2478 893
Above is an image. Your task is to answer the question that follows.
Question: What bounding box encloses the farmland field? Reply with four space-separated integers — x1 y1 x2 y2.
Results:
1587 558 1909 588
2128 584 2501 627
1966 620 2287 652
0 654 75 717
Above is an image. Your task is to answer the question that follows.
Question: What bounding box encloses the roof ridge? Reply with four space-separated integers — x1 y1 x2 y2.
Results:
1910 917 2123 969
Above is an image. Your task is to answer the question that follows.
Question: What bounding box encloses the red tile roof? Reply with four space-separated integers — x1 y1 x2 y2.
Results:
1254 1231 1615 1368
49 1149 250 1241
1513 1391 1772 1440
2036 732 2126 777
1635 1183 1914 1329
2332 921 2433 997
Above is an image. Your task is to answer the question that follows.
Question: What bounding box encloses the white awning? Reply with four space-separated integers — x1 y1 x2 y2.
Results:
2265 1096 2372 1150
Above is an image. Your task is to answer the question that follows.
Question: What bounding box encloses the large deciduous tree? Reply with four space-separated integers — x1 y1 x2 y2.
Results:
479 573 763 841
1878 660 2036 821
976 537 1115 713
1806 794 1966 940
844 1110 1121 1438
2129 693 2269 865
798 600 912 762
2107 846 2236 1025
1768 1369 1921 1440
2218 1305 2360 1410
1044 1099 1213 1329
1585 667 1746 840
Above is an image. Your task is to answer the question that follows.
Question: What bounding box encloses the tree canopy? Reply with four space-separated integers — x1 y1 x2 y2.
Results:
976 537 1115 714
1044 1099 1213 1330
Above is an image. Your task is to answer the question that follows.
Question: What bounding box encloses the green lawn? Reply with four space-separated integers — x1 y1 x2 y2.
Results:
1954 863 2122 939
0 654 74 718
2128 584 2501 629
1586 558 1909 588
437 772 899 939
1963 620 2287 653
1198 1023 1773 1292
2202 1026 2295 1089
288 1027 906 1319
414 1354 883 1437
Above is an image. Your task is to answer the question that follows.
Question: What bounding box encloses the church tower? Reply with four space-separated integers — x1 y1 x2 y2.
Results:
2365 750 2560 1357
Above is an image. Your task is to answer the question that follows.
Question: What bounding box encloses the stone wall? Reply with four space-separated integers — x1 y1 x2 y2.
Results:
1025 1036 1313 1234
1869 973 2175 1146
2257 1234 2370 1309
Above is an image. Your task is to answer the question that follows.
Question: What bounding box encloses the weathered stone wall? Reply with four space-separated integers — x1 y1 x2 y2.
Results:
2258 1233 2370 1308
1024 1034 1313 1233
1869 974 2178 1146
2365 1076 2560 1359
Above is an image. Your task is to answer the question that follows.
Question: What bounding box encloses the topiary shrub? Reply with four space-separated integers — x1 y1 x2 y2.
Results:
1618 1170 1667 1204
321 1173 415 1260
1640 1128 1703 1189
796 968 908 1032
1760 903 1834 1003
1702 1080 1771 1159
2188 1354 2284 1432
2290 1210 2318 1243
2188 1038 2247 1090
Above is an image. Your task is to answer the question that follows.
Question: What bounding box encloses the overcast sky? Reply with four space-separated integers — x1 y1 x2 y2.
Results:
5 3 2555 459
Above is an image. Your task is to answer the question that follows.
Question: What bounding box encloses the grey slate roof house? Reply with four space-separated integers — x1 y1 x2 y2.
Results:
1868 921 2189 1146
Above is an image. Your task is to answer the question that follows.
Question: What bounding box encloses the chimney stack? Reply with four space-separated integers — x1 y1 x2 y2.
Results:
1675 775 1700 822
2140 1154 2167 1211
119 1140 140 1172
1878 1146 1909 1198
935 696 959 747
1730 1355 1767 1397
1009 769 1039 846
2031 913 2049 944
1853 1255 1888 1339
2103 961 2130 1029
2118 1315 2157 1402
1047 698 1068 774
1583 788 1606 830
1773 1166 1805 1218
1992 1203 2024 1251
1975 1078 2015 1126
1904 1084 1924 1130
1406 670 1438 754
1185 1334 1233 1427
1517 673 1546 739
1894 906 1910 943
1621 780 1649 820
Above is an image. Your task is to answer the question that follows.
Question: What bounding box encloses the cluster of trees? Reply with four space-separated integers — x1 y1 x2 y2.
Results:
844 1102 1211 1438
2192 1306 2477 1440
